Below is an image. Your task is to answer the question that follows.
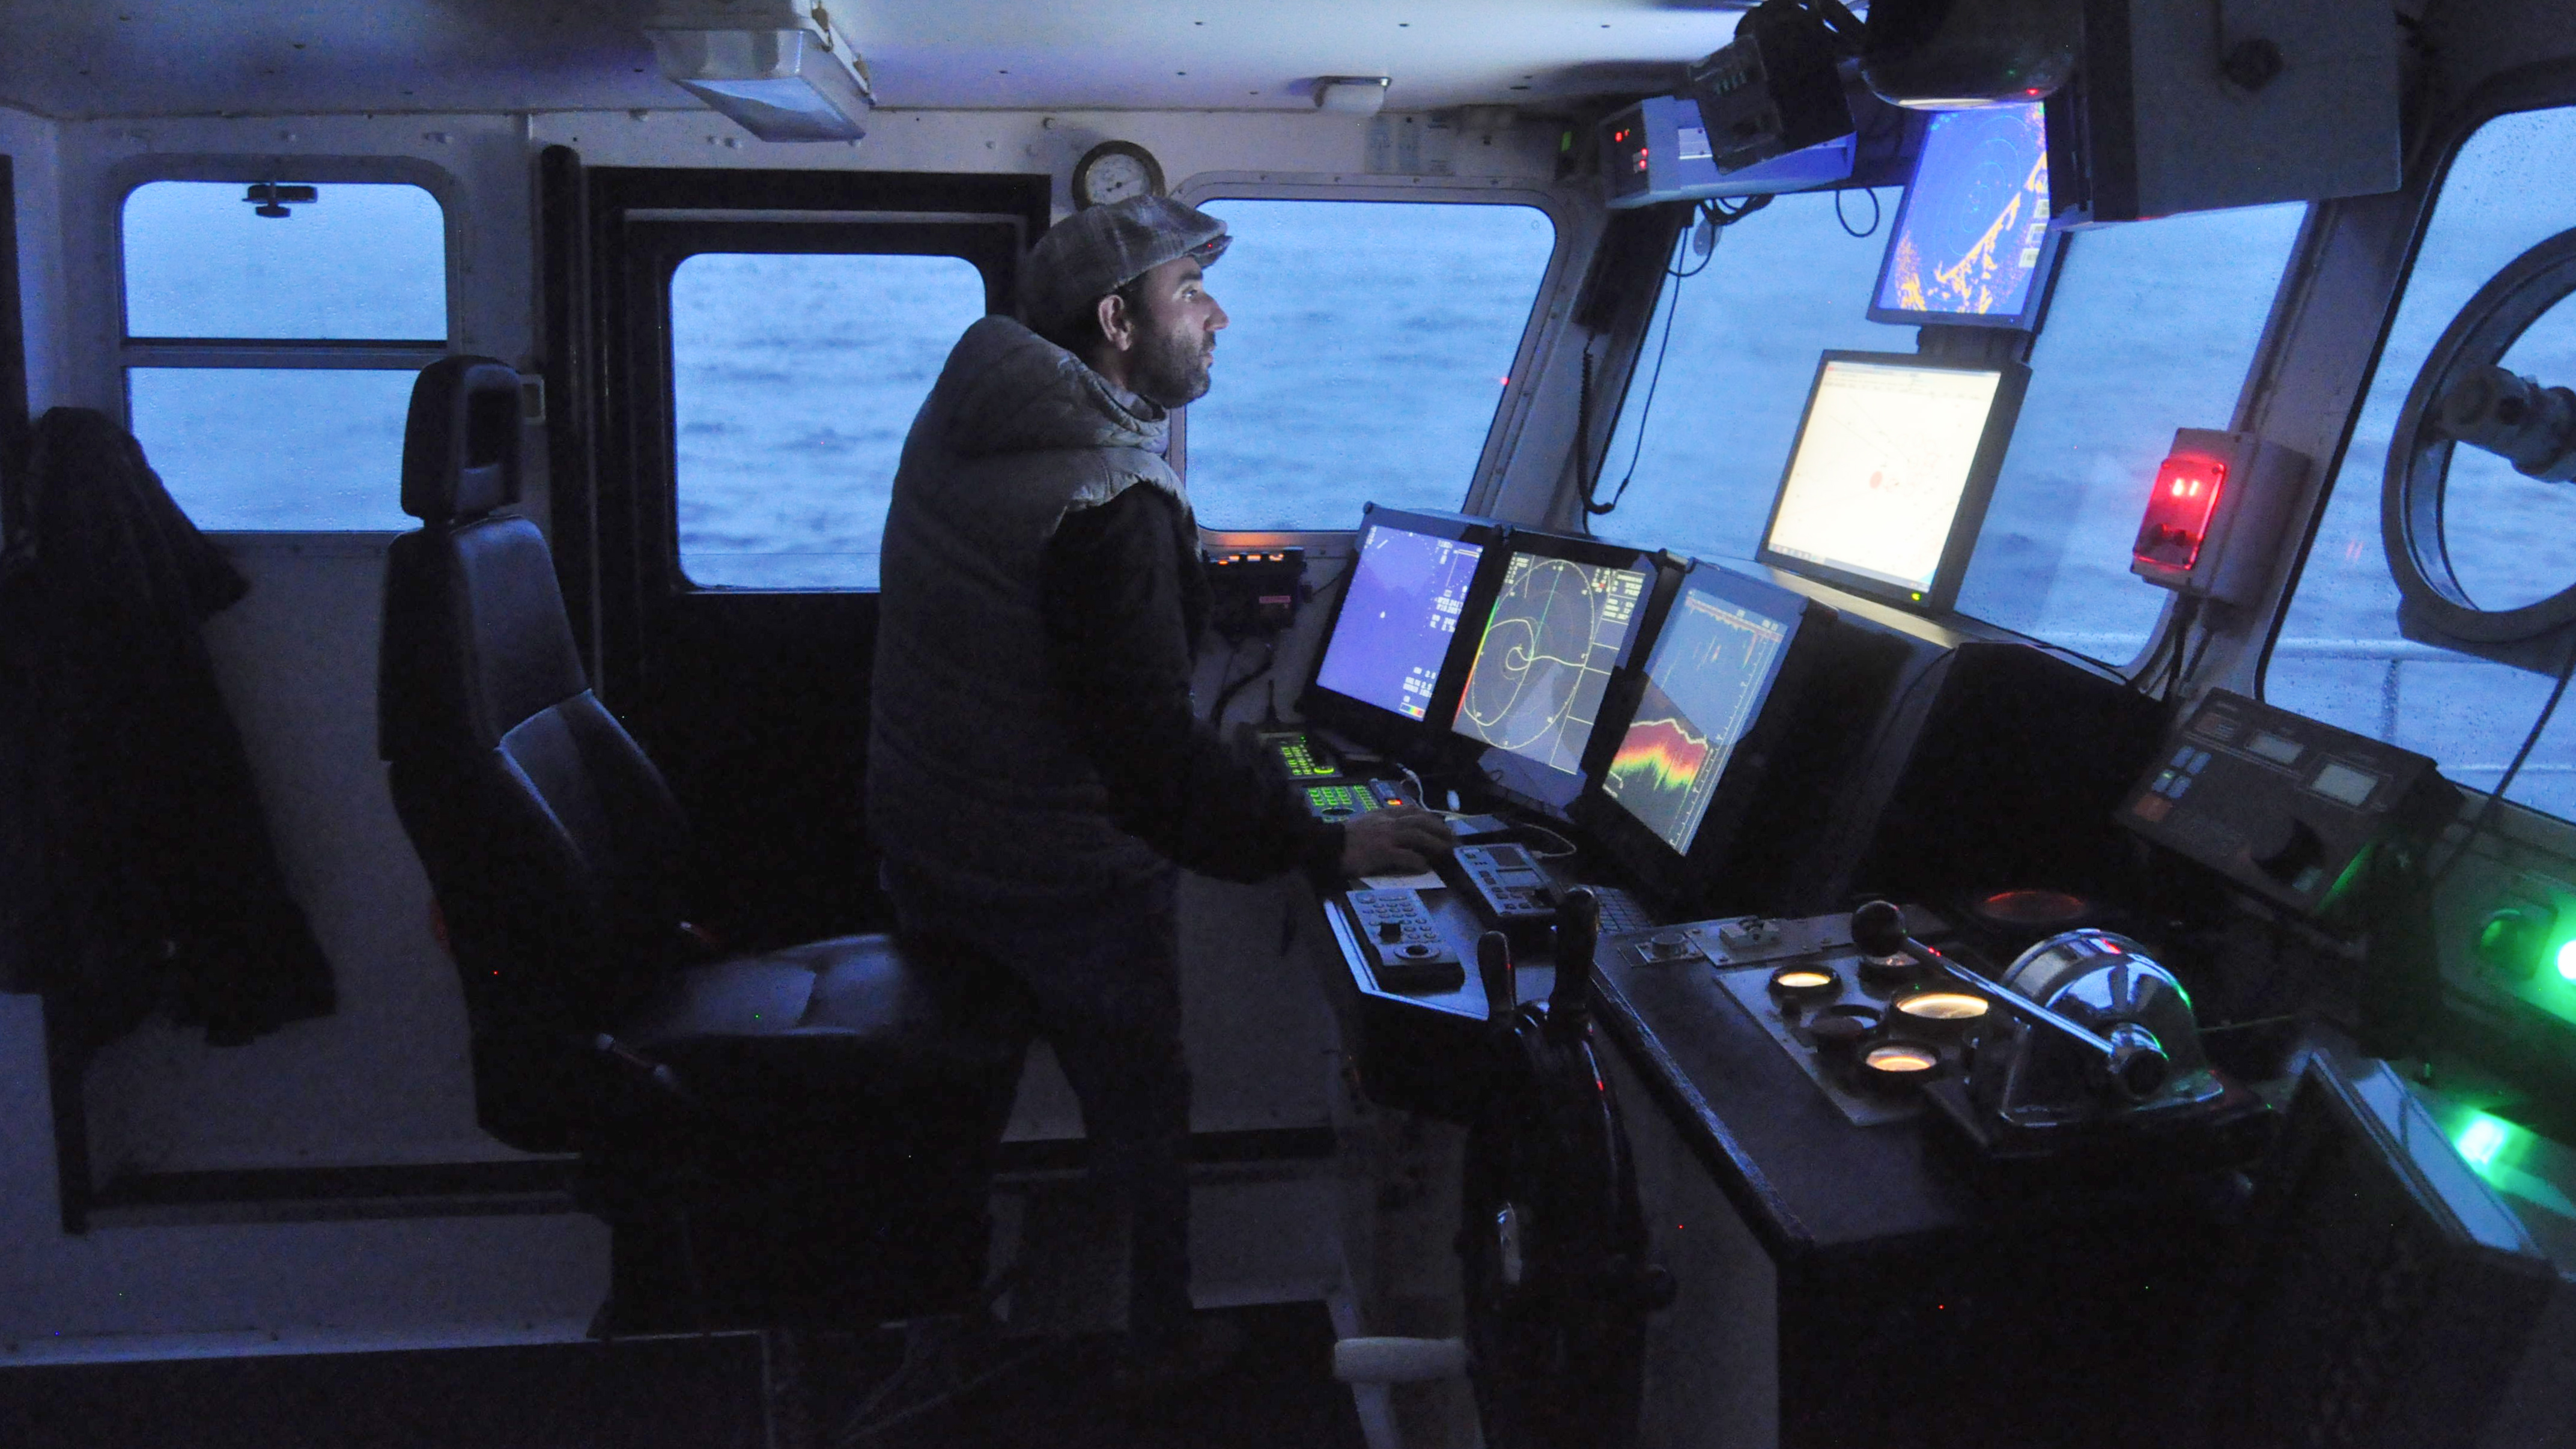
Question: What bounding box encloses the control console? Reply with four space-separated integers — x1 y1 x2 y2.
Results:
1344 887 1466 992
2118 690 2457 918
1450 843 1560 948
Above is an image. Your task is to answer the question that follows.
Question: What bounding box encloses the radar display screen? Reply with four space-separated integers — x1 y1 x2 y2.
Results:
1601 582 1794 855
1871 102 2056 328
1452 551 1650 776
1313 521 1487 721
1761 357 2008 602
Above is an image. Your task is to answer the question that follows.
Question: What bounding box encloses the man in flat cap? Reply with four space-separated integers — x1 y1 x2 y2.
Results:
870 195 1450 1382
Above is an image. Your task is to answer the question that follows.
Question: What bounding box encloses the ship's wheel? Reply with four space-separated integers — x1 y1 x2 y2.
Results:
1457 961 1672 1449
2385 225 2576 643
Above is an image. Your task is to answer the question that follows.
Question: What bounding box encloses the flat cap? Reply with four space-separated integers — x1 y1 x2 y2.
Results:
1023 195 1230 336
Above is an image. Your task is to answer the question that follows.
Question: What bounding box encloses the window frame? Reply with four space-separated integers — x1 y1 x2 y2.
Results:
1170 174 1577 524
2259 64 2576 702
624 213 1022 594
106 157 460 533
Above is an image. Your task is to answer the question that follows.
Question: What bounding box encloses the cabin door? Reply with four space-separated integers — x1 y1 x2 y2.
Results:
542 150 1049 941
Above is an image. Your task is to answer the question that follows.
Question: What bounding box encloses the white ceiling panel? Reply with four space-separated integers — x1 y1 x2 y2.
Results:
0 0 1745 120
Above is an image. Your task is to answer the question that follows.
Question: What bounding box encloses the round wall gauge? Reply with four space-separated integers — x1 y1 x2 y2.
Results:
1072 140 1166 210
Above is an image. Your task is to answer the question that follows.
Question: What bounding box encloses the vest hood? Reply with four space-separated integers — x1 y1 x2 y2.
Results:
935 315 1170 461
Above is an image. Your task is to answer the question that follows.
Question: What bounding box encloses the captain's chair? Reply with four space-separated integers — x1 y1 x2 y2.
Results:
378 356 1027 1331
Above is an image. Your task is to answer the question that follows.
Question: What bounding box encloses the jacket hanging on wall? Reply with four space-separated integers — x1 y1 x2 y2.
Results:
0 407 334 1053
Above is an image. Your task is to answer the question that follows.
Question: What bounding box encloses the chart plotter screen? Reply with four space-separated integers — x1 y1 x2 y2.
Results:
1873 102 2053 325
1313 521 1487 721
1762 359 2005 597
1451 551 1650 776
1602 582 1794 855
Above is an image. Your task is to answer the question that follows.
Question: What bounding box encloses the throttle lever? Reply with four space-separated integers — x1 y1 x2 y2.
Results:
1546 887 1600 1045
1849 900 2169 1101
1478 930 1516 1022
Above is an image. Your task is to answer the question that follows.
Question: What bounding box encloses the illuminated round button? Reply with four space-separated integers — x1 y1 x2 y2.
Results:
1769 965 1841 1003
1895 991 1990 1022
1861 1042 1940 1084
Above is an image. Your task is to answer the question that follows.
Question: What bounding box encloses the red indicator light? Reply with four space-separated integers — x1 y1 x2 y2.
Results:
2133 452 2229 573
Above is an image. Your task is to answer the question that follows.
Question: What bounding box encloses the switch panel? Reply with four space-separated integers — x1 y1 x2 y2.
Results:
1343 888 1465 993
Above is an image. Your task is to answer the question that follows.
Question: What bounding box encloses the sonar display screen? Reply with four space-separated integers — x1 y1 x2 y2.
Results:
1313 523 1487 721
1602 583 1794 855
1874 102 2052 323
1764 359 2004 597
1453 552 1649 776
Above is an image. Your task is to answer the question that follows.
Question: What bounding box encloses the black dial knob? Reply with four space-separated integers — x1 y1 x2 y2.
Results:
2251 818 2325 885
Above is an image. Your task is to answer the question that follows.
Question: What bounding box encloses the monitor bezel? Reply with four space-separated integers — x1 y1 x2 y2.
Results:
1865 103 2068 332
1297 504 1508 760
1449 526 1679 804
1571 560 1836 913
1753 350 2031 615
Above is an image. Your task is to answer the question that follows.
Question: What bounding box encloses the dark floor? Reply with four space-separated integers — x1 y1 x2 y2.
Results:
813 1302 1367 1449
0 1304 1365 1449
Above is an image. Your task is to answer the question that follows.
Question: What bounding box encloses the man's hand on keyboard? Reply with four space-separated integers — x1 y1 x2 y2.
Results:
1341 805 1456 878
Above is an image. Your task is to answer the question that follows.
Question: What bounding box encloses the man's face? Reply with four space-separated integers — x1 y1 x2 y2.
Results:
1117 255 1228 409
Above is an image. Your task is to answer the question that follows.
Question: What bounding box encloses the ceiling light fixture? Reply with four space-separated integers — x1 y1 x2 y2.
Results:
1314 76 1391 115
645 1 873 142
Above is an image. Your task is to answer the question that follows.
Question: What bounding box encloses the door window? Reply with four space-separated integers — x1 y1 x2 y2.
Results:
120 181 447 531
670 251 987 589
2269 106 2576 819
1181 198 1558 529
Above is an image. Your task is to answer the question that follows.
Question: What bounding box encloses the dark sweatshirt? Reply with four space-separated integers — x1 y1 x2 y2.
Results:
1043 483 1342 882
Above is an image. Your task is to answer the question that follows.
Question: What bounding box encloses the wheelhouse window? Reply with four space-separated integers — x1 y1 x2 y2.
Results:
1953 202 2307 659
120 180 446 531
671 251 986 590
1593 186 2303 664
2269 105 2576 821
1587 189 1915 560
1181 198 1558 529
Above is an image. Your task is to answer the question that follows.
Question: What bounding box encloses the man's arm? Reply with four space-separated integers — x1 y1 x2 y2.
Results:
1041 483 1341 882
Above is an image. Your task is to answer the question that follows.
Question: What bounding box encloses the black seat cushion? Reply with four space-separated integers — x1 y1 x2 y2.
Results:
616 934 1029 1128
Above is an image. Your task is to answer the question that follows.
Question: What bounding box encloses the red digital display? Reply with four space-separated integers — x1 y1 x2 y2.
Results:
2133 452 2228 573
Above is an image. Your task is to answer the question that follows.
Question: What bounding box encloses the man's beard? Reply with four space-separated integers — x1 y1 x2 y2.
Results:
1128 318 1213 409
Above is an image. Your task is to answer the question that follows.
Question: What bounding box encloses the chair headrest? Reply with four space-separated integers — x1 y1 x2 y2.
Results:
401 357 524 523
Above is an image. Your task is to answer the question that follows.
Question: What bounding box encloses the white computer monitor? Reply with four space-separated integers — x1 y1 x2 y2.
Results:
1755 351 2029 612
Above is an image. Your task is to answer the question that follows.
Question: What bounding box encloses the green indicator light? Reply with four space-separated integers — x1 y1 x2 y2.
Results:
2455 1114 2509 1171
2558 939 2576 982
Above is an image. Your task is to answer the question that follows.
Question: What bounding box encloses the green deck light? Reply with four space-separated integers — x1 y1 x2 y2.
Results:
2557 938 2576 982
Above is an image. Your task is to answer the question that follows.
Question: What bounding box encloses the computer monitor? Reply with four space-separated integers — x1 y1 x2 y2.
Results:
1301 505 1505 754
1755 350 2029 613
1574 561 1837 909
1868 102 2066 331
1449 529 1668 812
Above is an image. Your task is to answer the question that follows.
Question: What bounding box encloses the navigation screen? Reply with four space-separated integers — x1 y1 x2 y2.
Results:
1764 360 2004 595
1602 584 1794 855
1875 103 2051 322
1313 523 1486 721
1453 552 1649 776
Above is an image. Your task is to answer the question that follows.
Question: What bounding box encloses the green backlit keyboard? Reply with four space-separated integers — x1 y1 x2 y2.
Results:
1305 783 1385 822
1268 732 1340 780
